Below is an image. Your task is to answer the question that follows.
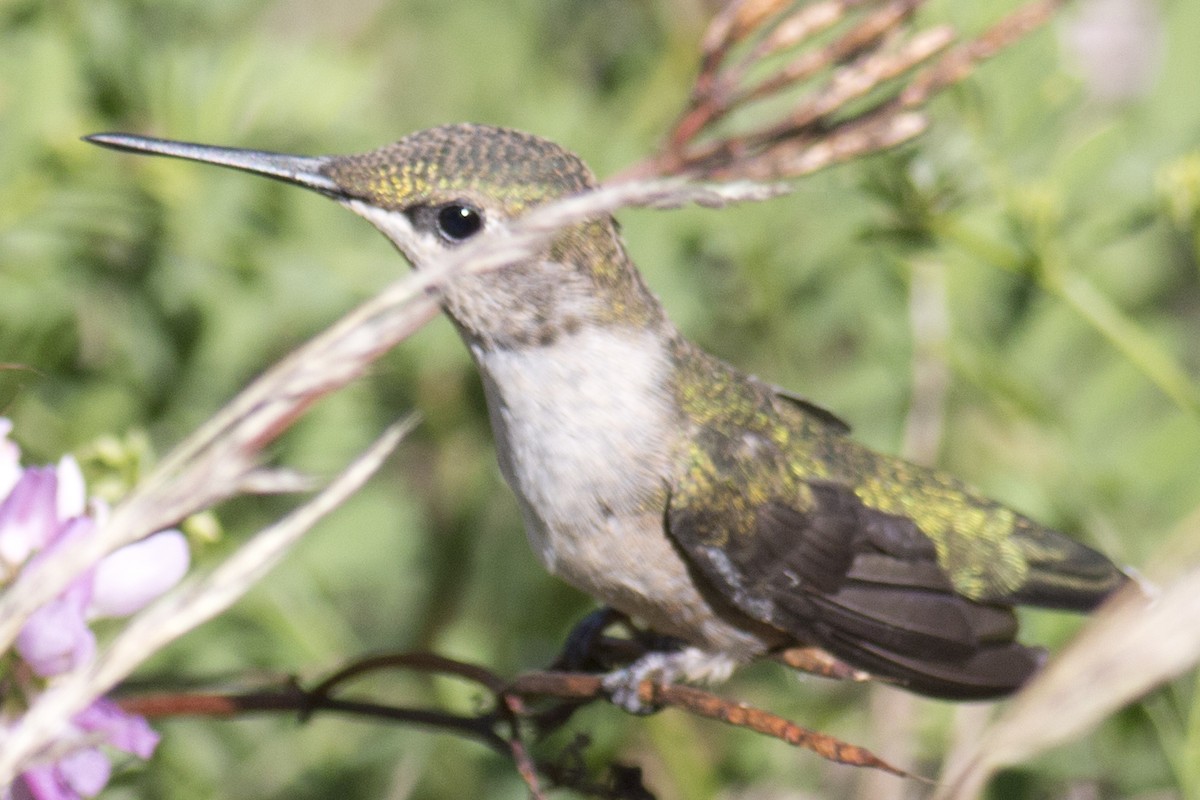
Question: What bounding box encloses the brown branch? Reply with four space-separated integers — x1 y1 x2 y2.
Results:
306 650 508 699
116 646 923 796
510 671 919 779
118 684 510 754
497 691 547 799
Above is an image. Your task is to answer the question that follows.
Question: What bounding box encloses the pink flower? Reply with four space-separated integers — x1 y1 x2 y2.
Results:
75 700 159 760
54 458 85 522
14 525 191 678
15 748 109 800
14 518 97 678
10 700 156 800
0 469 60 576
0 419 20 501
14 577 95 678
0 421 189 799
90 531 190 619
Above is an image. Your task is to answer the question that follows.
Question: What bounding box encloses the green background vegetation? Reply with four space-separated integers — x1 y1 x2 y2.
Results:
3 0 1199 797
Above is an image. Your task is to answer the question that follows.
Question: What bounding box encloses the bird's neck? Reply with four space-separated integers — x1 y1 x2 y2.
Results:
440 219 668 352
468 317 683 548
454 236 687 495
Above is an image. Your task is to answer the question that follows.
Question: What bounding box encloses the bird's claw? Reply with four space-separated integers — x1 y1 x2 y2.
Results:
602 647 741 715
602 652 674 715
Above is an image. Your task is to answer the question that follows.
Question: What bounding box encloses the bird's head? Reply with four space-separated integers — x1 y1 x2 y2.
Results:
87 124 662 349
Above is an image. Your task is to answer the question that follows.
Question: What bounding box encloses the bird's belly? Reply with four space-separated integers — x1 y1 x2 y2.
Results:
514 494 767 656
473 328 767 657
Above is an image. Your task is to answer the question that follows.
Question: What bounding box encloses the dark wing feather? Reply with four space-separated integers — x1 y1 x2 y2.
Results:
819 632 1045 699
665 367 1125 699
669 479 1047 699
771 386 1126 612
772 389 852 435
1000 517 1127 610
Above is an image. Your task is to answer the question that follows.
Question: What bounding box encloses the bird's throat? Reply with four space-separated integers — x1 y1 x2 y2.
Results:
471 324 680 568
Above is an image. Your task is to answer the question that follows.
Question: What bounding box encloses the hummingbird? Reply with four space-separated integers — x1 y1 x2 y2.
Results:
86 124 1127 705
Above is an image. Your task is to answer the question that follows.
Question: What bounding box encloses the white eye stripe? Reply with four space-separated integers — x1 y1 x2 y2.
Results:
342 200 445 264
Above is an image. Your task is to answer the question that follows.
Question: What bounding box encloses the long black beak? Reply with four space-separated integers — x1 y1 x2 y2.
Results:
84 133 343 196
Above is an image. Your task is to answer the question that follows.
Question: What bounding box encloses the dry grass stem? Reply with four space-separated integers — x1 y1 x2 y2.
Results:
634 0 1068 183
751 0 872 64
743 0 927 106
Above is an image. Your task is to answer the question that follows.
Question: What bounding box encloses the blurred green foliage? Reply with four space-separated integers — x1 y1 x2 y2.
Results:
2 0 1199 797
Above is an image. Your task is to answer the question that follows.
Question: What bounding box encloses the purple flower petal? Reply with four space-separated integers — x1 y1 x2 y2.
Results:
0 468 59 572
9 705 153 800
0 418 20 503
75 699 159 759
56 749 109 799
15 581 96 677
31 518 96 567
54 457 85 522
90 531 189 619
9 773 35 800
13 766 71 800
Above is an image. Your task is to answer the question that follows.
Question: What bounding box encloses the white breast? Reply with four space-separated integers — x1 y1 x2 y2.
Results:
474 326 676 570
472 325 773 658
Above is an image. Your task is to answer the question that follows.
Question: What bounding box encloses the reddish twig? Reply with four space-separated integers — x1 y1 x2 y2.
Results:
119 683 511 755
306 650 508 699
619 0 1070 183
117 645 923 795
510 670 919 779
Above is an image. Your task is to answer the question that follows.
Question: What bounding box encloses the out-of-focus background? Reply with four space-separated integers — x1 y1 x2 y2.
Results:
2 0 1199 797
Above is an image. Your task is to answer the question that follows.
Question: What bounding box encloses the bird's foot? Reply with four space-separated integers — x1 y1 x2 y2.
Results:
555 608 689 672
602 647 740 715
555 607 627 671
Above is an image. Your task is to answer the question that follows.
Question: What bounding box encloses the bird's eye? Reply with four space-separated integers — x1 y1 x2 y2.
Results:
435 203 483 242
